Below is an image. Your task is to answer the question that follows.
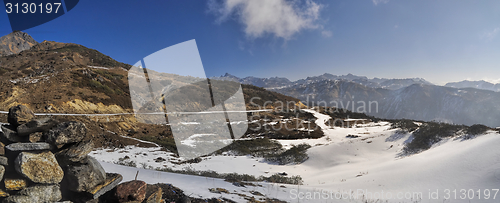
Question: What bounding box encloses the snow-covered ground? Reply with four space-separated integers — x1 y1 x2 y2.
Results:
9 74 52 84
99 161 309 202
92 109 500 203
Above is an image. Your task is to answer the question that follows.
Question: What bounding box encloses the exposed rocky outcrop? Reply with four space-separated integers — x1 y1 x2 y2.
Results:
0 31 38 56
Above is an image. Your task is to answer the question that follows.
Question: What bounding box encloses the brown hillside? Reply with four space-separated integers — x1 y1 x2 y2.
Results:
0 38 308 151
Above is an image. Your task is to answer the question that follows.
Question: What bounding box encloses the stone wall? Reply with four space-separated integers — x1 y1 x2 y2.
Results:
0 105 166 203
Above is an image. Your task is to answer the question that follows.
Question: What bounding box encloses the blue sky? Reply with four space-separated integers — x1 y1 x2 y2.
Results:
1 0 500 85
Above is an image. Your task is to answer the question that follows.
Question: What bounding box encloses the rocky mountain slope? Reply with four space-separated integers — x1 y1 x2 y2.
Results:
0 31 38 56
0 32 306 150
0 38 139 148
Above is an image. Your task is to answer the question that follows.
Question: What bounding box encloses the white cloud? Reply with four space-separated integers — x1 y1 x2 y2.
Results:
321 30 332 38
481 27 500 41
208 0 324 40
372 0 390 6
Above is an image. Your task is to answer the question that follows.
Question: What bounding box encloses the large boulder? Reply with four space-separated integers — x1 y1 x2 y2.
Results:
3 184 62 203
44 121 87 148
14 151 64 184
56 140 94 164
16 117 58 136
7 105 35 127
115 180 147 203
64 156 106 192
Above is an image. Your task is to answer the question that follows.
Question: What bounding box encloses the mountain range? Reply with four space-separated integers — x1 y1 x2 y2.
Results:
215 73 500 93
215 74 500 127
212 73 433 90
445 80 500 92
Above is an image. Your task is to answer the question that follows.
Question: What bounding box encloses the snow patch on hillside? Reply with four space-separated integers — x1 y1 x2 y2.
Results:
92 109 500 202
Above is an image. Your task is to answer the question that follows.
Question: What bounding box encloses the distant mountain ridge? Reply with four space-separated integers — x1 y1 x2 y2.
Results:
214 73 500 127
213 73 433 90
445 80 500 92
0 31 38 56
273 81 500 127
212 73 293 88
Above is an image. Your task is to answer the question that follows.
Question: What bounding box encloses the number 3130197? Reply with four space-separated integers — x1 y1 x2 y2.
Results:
5 3 62 14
